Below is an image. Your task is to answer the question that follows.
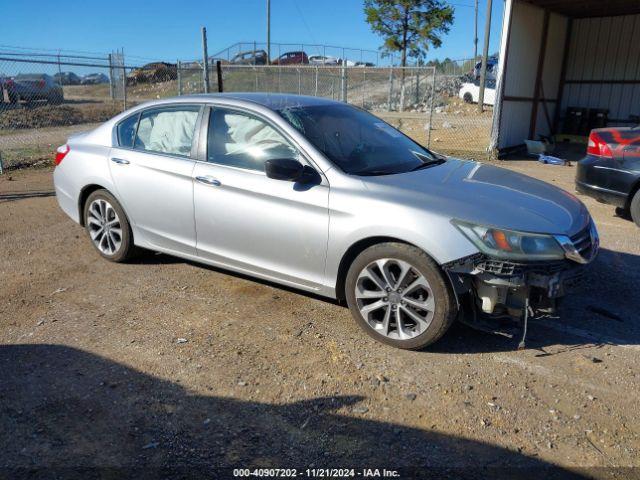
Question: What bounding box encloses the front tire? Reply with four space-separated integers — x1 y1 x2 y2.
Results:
83 190 136 262
345 243 457 350
463 92 473 103
630 189 640 227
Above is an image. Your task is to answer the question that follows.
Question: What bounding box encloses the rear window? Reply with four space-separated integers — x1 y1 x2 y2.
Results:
134 106 200 157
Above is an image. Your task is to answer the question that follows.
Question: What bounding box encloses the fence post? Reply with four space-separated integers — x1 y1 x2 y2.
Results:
427 67 436 149
362 69 366 108
202 27 210 94
0 151 4 175
57 50 62 84
387 66 394 112
415 69 420 106
216 61 223 92
177 60 182 96
298 68 302 94
341 62 347 103
314 67 318 96
108 53 115 100
121 49 127 111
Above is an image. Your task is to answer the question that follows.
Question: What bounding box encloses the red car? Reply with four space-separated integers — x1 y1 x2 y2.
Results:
272 51 309 65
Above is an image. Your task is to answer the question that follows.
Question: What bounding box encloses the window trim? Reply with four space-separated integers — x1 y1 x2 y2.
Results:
116 111 141 148
113 104 205 161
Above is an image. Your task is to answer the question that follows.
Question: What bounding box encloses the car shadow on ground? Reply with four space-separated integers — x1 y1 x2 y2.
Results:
133 246 640 355
0 344 589 479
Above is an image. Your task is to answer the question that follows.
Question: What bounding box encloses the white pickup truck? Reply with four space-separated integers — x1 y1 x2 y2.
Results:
458 79 496 106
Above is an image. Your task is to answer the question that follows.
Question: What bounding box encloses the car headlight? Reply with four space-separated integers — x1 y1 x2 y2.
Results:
452 220 566 261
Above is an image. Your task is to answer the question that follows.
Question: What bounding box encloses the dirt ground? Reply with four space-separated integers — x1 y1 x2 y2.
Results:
1 155 639 478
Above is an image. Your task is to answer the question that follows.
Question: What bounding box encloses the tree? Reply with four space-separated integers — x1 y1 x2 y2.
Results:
364 0 454 69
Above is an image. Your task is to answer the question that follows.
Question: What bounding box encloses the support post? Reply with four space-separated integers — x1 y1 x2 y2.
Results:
427 67 436 148
478 0 493 112
474 0 479 60
0 151 4 175
177 60 182 95
553 18 573 134
529 9 550 139
202 27 210 93
266 0 271 63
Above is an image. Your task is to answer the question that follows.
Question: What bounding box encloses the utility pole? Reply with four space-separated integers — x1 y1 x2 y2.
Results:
202 26 210 93
477 0 492 112
474 0 479 60
266 0 271 64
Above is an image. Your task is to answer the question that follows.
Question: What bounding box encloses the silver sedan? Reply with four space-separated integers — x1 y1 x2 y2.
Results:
53 93 598 349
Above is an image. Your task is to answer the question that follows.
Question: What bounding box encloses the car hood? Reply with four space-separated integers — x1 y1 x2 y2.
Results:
360 158 590 236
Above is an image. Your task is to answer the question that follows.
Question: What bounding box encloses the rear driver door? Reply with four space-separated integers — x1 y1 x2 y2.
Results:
109 104 203 255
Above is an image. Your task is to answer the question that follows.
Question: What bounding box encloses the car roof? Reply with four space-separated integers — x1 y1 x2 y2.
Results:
159 92 344 109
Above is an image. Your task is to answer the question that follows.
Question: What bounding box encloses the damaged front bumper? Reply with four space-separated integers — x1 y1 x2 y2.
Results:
443 253 591 318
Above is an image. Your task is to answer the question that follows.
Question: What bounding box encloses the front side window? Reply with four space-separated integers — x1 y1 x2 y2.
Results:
207 107 298 171
278 103 437 175
134 106 200 157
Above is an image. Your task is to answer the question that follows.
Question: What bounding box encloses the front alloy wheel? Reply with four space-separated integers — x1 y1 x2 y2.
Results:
355 258 435 340
345 243 456 350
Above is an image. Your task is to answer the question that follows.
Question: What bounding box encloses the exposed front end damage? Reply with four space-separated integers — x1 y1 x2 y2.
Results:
443 223 599 347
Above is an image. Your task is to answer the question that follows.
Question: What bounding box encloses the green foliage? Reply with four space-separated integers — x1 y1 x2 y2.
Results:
364 0 454 66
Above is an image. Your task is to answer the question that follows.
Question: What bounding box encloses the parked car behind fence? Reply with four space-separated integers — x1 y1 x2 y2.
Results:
3 73 64 104
53 71 81 85
81 73 109 85
272 51 309 65
231 50 268 65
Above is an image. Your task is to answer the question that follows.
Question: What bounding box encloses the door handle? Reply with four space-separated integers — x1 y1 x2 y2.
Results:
111 157 130 165
195 175 221 186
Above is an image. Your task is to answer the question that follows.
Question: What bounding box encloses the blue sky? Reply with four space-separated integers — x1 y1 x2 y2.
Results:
2 0 504 64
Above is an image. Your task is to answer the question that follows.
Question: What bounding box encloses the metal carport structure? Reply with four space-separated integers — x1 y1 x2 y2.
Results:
490 0 640 155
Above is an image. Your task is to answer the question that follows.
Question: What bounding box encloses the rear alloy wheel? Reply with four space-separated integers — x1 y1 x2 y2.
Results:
83 190 136 262
345 243 457 350
630 189 640 227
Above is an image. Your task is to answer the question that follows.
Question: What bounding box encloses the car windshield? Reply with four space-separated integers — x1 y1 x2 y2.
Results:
277 104 439 175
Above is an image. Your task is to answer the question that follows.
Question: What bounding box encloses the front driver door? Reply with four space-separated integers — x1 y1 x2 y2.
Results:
192 106 329 290
109 104 202 255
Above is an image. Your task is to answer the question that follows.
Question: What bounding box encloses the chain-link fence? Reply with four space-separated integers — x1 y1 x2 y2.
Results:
0 48 492 171
217 64 493 159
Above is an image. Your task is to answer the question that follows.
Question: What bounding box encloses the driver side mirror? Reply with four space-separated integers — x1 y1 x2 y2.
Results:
265 158 308 182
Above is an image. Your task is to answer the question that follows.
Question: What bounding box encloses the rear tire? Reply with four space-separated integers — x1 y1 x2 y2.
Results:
83 189 137 262
630 189 640 227
345 242 457 350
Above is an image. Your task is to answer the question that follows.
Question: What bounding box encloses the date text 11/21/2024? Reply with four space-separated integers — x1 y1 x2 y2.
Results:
232 468 401 478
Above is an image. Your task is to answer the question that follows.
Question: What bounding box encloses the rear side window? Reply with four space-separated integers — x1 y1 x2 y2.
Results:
117 114 139 148
134 106 200 157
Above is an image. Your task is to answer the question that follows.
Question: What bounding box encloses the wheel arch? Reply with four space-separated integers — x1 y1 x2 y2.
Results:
625 177 640 210
335 236 437 304
77 184 112 226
